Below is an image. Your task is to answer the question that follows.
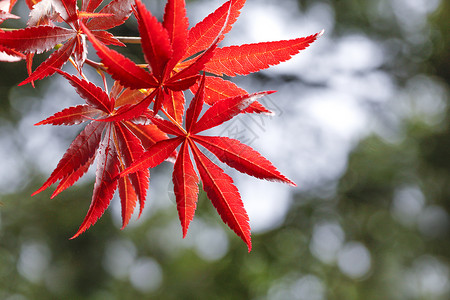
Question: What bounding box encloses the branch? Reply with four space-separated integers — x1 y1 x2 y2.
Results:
114 36 142 44
85 59 107 72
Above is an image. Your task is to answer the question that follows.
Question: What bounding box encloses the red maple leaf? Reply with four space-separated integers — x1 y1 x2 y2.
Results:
83 0 321 121
81 0 225 122
32 70 172 238
0 0 23 62
182 0 322 113
121 75 295 251
0 0 132 85
13 0 323 248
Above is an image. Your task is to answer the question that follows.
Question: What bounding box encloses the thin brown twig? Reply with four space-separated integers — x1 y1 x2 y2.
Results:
85 59 107 72
115 36 142 44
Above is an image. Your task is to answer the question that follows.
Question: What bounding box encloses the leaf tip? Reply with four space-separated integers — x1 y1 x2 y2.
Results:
246 238 252 253
69 231 82 240
70 224 89 240
31 185 47 196
263 110 276 117
280 175 297 187
17 79 29 87
318 29 325 37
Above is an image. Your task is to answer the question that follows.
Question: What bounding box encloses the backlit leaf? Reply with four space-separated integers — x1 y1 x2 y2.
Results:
184 0 245 59
114 122 149 216
56 69 114 113
81 23 158 89
71 124 120 239
194 135 295 186
32 121 105 196
135 0 173 80
204 31 324 76
34 104 100 126
190 141 251 251
86 0 132 30
121 137 182 177
18 39 75 86
163 0 188 70
0 26 75 54
192 91 275 133
173 142 199 237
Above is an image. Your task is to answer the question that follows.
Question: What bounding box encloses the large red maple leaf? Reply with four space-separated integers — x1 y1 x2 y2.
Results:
82 0 322 122
121 75 296 251
17 0 322 248
32 70 171 238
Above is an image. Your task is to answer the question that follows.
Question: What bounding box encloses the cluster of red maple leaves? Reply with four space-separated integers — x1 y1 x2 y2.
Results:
0 0 322 251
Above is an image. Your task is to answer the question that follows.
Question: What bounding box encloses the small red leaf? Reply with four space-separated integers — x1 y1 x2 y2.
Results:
191 75 246 104
121 137 182 177
168 34 217 83
204 31 323 76
51 156 95 198
162 89 185 124
91 30 125 47
194 135 295 186
118 172 138 229
192 91 275 134
56 69 114 113
190 141 251 251
114 87 147 107
124 121 171 150
27 0 70 26
114 122 149 216
163 0 188 70
164 74 200 92
25 53 34 86
71 124 120 239
184 0 245 59
34 104 100 126
85 0 103 12
86 0 132 30
32 121 105 196
151 116 185 137
185 73 206 132
81 23 158 89
99 88 157 123
0 45 25 62
173 142 199 238
152 87 164 116
190 76 271 114
135 0 173 80
0 26 75 54
9 0 18 8
18 39 75 86
60 0 77 23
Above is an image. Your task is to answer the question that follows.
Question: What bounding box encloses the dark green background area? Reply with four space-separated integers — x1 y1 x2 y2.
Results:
1 0 449 299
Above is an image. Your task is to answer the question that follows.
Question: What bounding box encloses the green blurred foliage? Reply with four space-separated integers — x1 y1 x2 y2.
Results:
0 0 449 299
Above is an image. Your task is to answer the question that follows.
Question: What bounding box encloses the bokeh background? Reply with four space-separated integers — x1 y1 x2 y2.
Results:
1 0 449 299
